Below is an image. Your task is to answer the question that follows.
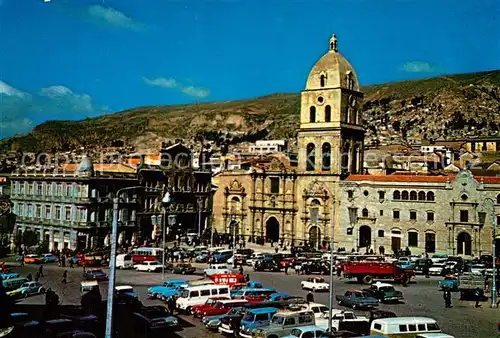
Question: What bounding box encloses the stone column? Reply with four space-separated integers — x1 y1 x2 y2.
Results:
60 231 64 251
49 230 55 251
39 229 44 243
70 231 77 250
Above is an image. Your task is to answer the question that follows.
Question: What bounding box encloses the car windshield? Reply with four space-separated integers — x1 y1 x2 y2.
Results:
315 278 325 283
150 262 161 266
290 329 302 337
21 283 29 288
179 289 189 298
242 313 254 322
271 316 284 325
353 292 364 297
380 286 395 292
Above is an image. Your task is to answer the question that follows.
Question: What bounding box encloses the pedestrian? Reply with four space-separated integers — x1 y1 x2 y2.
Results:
275 247 279 254
27 273 32 282
402 273 409 287
245 274 250 282
167 296 176 315
474 287 482 308
239 265 244 275
485 276 490 293
62 270 68 284
284 264 289 275
306 291 314 303
83 264 86 273
20 255 25 267
336 264 342 279
35 271 40 282
295 264 300 275
39 265 44 277
69 258 74 268
443 287 452 308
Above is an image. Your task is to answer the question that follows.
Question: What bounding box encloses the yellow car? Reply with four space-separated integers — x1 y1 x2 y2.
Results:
24 254 44 264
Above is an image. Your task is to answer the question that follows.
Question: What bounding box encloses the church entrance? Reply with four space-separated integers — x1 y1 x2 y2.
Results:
359 225 371 248
309 226 321 249
457 232 472 255
425 233 436 253
265 217 280 243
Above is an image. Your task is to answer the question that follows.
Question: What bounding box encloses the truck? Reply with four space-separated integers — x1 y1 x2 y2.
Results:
342 260 414 284
458 274 487 300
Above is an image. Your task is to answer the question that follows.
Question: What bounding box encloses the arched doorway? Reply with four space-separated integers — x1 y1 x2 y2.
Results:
359 225 372 248
457 232 472 255
265 217 280 243
309 226 321 249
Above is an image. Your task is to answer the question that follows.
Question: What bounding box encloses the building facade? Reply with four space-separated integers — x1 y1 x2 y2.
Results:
212 34 500 256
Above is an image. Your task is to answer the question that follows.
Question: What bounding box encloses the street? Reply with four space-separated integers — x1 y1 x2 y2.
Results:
8 262 499 338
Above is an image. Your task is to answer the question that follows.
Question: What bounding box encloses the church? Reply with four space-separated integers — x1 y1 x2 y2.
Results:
212 34 500 256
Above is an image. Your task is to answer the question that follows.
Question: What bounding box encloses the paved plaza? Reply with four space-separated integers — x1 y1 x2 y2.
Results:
7 261 499 338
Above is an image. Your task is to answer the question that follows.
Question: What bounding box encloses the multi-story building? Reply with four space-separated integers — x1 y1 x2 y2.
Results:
9 159 139 251
212 34 500 256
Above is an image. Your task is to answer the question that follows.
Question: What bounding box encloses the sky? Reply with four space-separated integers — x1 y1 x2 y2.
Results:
0 0 499 138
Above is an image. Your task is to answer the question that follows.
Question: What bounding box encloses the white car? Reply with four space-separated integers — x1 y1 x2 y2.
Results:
203 264 232 277
283 326 325 338
135 261 163 272
299 302 329 319
301 277 329 292
429 263 446 276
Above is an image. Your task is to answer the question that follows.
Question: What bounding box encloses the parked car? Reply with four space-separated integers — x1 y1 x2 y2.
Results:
147 280 188 299
301 261 331 275
191 297 231 317
42 253 58 263
133 305 179 333
135 261 164 272
204 264 233 277
1 272 20 280
172 263 196 275
202 306 246 330
236 307 281 338
301 277 330 292
429 263 446 276
282 326 326 338
254 260 280 272
250 309 316 338
83 269 108 281
362 282 404 303
115 285 137 298
335 290 379 309
197 299 248 318
24 254 44 264
9 281 45 298
195 251 209 263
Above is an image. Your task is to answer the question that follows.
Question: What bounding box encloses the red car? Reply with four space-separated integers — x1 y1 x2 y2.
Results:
191 297 230 317
197 299 248 318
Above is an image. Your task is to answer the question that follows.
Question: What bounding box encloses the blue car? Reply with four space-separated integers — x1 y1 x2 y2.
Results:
42 254 58 263
1 272 20 280
238 307 279 338
439 276 459 291
202 306 245 330
336 290 380 309
266 292 290 302
147 279 188 300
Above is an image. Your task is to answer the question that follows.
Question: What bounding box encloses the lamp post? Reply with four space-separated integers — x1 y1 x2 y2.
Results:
484 197 497 308
197 196 203 239
105 186 170 338
327 198 335 333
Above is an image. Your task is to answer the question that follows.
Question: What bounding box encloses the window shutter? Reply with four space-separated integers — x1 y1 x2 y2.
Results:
52 183 57 196
71 206 76 222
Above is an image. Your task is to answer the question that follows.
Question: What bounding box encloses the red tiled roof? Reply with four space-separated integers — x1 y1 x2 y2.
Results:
345 174 500 184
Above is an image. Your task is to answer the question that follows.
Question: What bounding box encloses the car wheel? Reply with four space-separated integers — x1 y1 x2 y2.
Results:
352 304 357 310
23 292 28 298
186 307 192 314
148 269 152 272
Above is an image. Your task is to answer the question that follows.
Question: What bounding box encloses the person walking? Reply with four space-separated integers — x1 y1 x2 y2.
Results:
284 264 289 275
474 287 482 308
306 291 314 303
62 270 68 284
39 265 44 277
82 264 86 274
239 265 244 275
69 258 74 268
443 287 452 308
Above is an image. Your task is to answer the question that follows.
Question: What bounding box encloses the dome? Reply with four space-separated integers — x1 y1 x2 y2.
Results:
305 34 359 91
77 156 94 175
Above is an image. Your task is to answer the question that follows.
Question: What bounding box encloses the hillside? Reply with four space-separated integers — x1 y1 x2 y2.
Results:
1 70 499 153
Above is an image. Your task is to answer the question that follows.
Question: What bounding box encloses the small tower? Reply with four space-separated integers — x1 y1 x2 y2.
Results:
297 34 365 176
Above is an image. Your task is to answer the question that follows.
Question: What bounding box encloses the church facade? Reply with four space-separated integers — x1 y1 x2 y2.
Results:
212 34 500 256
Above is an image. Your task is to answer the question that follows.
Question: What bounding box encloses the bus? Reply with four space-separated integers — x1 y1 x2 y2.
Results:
130 247 163 264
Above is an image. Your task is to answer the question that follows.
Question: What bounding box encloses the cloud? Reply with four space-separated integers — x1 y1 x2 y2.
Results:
87 4 140 30
401 61 437 73
0 82 108 138
143 76 210 99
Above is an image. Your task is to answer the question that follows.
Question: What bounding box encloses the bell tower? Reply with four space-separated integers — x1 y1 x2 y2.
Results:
297 34 365 176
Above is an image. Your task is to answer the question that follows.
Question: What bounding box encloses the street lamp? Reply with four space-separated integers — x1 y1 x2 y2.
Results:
484 197 497 308
105 186 170 338
327 197 335 333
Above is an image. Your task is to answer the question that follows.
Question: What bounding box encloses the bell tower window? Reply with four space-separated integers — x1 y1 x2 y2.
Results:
309 106 316 123
306 143 315 171
325 105 331 122
322 143 331 170
320 75 326 87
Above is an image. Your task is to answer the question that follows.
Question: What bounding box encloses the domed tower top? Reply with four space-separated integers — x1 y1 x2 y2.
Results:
305 34 359 91
77 156 94 177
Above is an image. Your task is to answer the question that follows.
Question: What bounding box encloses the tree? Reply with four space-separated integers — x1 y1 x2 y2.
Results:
22 230 39 248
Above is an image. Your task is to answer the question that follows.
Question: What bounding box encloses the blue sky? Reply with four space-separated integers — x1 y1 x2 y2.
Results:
0 0 498 138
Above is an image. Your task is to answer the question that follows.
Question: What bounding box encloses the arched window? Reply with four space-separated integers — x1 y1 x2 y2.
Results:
393 190 401 200
306 143 315 171
230 196 241 214
362 208 369 217
410 191 417 201
497 194 500 204
309 106 316 123
402 191 409 200
418 191 426 201
325 105 331 122
322 142 331 171
427 191 435 201
320 75 326 87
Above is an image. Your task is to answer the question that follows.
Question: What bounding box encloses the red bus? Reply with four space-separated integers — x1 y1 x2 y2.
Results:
211 273 246 287
130 247 163 264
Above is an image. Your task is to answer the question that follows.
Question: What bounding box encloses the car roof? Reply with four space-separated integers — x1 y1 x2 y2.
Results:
115 285 134 290
219 299 249 304
293 325 325 332
247 307 279 314
372 317 438 325
373 282 393 288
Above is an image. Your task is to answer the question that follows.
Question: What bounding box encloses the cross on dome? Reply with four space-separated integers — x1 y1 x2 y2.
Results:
329 34 338 52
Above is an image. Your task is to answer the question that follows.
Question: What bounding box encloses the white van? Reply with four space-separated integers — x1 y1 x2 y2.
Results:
371 317 442 337
116 254 133 269
176 284 230 313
